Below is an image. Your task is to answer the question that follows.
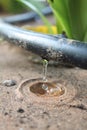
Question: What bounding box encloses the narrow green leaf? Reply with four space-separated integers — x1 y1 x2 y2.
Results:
48 0 73 38
48 0 87 42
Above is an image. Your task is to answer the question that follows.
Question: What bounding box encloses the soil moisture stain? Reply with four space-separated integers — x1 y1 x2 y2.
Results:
30 81 65 97
15 59 76 105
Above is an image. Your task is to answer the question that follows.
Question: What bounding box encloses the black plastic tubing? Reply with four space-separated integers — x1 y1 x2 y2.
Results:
2 6 52 24
0 21 87 69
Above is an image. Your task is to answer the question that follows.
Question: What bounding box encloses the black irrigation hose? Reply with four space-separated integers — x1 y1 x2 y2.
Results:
0 8 87 69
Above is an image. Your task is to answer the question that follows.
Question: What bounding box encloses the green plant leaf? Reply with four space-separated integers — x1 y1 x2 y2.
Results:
68 0 87 42
48 0 73 38
17 0 54 34
48 0 87 42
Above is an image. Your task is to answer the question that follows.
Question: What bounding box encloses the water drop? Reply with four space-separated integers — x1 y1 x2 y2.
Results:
30 81 65 97
42 59 48 82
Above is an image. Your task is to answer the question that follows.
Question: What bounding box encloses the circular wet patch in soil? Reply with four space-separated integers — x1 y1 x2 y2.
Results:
15 78 76 105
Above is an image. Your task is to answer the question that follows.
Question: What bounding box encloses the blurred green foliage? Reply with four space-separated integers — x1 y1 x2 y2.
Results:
0 0 26 13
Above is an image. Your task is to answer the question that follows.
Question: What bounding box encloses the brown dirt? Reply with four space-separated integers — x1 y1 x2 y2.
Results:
0 15 87 130
0 40 87 130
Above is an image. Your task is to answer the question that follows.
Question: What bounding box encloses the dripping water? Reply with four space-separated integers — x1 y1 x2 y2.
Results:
26 59 65 96
16 59 65 98
42 59 48 91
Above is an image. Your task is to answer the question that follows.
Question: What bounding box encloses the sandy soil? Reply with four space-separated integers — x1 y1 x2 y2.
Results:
0 40 87 130
0 15 87 130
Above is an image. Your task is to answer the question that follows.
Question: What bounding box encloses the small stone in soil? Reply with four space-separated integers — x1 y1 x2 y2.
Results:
17 108 25 113
2 79 17 87
4 112 8 116
7 91 9 94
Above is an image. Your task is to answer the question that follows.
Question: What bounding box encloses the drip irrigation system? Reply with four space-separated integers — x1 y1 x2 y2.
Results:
0 6 87 69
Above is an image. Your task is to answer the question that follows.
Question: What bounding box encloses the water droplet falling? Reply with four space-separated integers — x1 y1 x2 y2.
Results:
42 59 48 82
42 59 48 91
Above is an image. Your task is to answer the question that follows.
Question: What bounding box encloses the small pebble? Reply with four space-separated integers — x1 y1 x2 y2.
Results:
17 108 25 113
4 112 8 116
2 79 17 87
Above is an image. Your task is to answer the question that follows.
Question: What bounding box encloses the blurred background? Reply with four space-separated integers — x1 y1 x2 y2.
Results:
0 0 28 14
0 0 47 14
0 0 56 35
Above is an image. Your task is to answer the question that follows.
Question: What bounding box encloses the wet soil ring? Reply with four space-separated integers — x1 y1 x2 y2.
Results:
15 79 76 105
